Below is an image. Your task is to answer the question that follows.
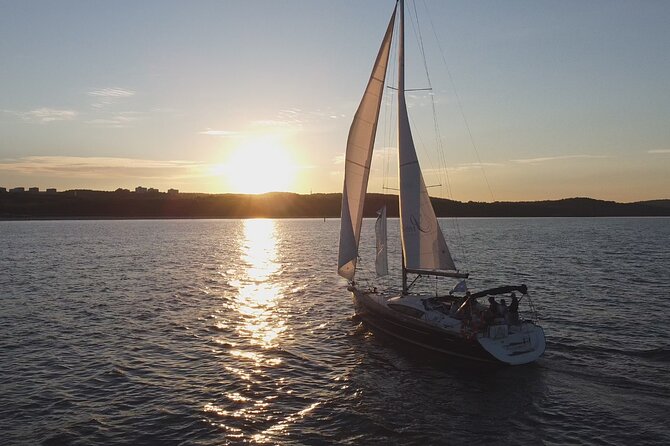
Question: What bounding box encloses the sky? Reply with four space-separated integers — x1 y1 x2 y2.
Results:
1 0 668 202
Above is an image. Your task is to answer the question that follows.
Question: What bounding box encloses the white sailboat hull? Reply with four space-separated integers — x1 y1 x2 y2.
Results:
351 287 545 365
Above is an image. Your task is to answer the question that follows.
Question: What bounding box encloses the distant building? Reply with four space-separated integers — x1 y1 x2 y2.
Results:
10 187 25 193
28 187 39 193
148 187 159 193
167 188 179 195
46 188 57 194
0 187 6 193
135 186 148 193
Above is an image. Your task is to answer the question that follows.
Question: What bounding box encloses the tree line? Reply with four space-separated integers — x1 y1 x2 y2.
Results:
1 190 668 219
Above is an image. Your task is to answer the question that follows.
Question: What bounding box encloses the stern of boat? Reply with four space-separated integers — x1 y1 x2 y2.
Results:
477 322 546 365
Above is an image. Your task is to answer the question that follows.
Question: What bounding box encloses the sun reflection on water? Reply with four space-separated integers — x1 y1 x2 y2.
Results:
231 219 286 351
241 219 280 282
205 219 315 442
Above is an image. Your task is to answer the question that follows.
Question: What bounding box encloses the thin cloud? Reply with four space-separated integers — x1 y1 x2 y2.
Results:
88 87 136 109
647 149 670 154
88 88 135 98
199 106 344 139
262 107 342 129
7 107 78 123
332 154 345 165
0 156 208 179
278 108 301 118
251 119 298 130
85 112 143 128
199 120 298 138
199 106 339 139
511 154 607 164
438 162 503 172
333 147 397 166
199 129 239 137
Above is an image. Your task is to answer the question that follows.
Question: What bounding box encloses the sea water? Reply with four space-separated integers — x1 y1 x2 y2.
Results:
1 218 668 445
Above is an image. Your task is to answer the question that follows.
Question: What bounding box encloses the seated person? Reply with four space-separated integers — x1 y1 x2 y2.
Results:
485 296 498 324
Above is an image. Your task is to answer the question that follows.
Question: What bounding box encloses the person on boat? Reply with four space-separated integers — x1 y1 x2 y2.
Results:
508 293 520 325
499 299 508 321
485 296 498 325
488 296 497 312
469 305 481 332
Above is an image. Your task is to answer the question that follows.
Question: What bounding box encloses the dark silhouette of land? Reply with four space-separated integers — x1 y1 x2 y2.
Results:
1 190 669 219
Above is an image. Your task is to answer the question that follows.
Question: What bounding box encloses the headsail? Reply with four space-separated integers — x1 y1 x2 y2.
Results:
396 0 456 271
338 4 397 280
375 205 389 276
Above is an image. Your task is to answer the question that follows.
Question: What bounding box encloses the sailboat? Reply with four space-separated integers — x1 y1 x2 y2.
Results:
338 0 545 365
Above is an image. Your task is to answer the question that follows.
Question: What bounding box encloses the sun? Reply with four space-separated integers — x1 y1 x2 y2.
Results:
218 135 299 194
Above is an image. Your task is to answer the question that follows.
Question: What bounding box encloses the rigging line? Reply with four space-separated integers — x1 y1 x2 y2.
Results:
407 112 437 176
379 18 395 197
410 0 453 204
410 106 470 269
413 2 472 267
382 17 398 193
387 86 434 92
405 2 441 187
410 1 470 268
412 0 452 195
421 0 495 204
381 64 391 194
412 0 469 268
382 21 399 197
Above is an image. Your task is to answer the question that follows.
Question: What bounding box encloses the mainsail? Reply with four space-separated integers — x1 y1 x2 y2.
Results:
375 205 389 276
396 0 456 272
338 4 397 280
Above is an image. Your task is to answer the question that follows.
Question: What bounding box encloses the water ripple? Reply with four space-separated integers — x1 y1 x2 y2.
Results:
0 218 669 445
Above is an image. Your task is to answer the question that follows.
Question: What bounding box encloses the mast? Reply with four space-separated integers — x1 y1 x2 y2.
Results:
397 0 467 293
399 0 408 294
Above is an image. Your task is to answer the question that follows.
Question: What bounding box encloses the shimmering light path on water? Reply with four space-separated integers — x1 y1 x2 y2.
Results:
1 218 669 445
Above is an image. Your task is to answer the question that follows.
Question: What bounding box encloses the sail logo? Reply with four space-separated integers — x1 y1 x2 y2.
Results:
409 215 430 233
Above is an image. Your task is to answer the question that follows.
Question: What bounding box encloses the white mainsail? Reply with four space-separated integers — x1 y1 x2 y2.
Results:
375 205 389 276
396 0 456 271
338 4 397 281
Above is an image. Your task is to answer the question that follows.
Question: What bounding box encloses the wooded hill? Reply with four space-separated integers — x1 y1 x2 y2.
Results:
1 190 669 219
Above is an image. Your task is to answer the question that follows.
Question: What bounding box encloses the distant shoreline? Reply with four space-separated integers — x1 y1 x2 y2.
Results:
1 216 669 222
1 190 669 219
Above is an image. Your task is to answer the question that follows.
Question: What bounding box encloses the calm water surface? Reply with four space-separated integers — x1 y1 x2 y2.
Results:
1 218 669 445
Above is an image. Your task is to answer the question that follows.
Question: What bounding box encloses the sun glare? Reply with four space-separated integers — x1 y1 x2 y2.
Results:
235 219 286 348
218 136 299 194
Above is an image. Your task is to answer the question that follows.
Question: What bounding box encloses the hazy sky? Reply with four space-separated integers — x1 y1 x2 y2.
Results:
1 0 668 201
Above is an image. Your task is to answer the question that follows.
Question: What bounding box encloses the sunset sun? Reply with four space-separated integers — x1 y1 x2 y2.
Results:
218 136 299 194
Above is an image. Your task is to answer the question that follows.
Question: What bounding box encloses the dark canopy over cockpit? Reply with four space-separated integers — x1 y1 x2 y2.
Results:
470 284 528 299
